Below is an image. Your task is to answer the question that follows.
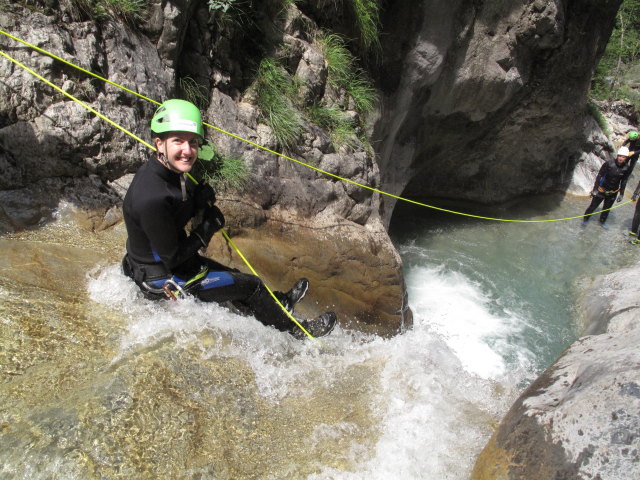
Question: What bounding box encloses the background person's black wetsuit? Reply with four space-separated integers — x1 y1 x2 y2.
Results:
122 156 296 332
583 158 632 224
631 181 640 235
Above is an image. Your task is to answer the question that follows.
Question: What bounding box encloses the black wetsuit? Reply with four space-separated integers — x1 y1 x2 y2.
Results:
583 158 632 224
632 181 640 235
122 156 295 331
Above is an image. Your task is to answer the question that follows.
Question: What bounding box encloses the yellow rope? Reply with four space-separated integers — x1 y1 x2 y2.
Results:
0 50 155 151
220 230 318 342
0 29 161 106
1 28 631 222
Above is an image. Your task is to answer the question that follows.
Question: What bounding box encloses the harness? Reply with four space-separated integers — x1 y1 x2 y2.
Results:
161 265 209 300
122 254 208 301
597 186 620 195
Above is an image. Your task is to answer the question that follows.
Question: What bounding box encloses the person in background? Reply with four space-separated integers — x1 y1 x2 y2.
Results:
582 146 633 228
121 99 336 338
628 179 640 244
622 130 640 174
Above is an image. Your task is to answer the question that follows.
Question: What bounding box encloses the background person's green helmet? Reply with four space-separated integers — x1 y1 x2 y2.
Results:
150 99 204 138
629 131 639 140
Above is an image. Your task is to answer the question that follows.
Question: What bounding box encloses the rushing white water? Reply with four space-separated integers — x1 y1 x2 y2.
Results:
85 257 528 479
4 191 639 479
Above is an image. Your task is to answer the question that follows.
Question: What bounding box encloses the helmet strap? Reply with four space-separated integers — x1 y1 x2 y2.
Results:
155 138 181 174
157 151 181 174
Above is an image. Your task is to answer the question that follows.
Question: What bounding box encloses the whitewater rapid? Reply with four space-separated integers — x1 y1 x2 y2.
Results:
87 258 529 479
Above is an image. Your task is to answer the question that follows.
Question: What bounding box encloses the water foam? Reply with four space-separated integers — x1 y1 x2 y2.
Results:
87 263 527 479
405 264 534 379
306 279 526 479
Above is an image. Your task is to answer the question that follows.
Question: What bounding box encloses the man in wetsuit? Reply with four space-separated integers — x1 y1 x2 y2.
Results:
583 146 633 227
122 99 336 338
628 180 640 244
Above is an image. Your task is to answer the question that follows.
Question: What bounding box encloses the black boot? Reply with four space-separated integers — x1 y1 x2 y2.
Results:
278 278 309 313
291 312 337 339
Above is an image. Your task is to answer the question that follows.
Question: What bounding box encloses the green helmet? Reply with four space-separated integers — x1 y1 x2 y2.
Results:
150 99 204 138
629 131 639 140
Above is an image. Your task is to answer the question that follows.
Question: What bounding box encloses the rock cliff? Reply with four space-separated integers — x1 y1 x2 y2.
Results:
472 261 640 480
375 0 621 223
0 0 621 334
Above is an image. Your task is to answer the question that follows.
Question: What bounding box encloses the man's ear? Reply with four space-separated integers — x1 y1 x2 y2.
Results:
155 136 165 154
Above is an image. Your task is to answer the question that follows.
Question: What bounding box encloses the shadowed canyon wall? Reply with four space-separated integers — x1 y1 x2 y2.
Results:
374 0 621 224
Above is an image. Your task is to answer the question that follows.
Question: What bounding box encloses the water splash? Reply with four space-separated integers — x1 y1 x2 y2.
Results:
0 202 540 479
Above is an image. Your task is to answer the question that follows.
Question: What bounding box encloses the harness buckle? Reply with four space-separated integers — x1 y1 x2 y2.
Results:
162 278 186 301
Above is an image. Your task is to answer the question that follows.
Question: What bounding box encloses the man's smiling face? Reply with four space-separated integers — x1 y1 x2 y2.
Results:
156 132 200 173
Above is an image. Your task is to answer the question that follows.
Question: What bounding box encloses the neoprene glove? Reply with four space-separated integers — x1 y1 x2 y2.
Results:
192 206 225 247
617 194 623 202
207 205 225 230
194 183 216 210
591 188 598 197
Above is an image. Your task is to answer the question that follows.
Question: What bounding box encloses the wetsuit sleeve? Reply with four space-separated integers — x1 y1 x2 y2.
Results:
620 172 631 196
593 162 607 190
137 196 202 271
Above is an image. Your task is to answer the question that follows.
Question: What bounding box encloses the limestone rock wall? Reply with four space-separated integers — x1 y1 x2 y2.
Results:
374 0 622 224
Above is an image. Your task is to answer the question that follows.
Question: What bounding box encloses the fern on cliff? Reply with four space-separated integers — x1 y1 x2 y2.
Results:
73 0 146 23
252 58 304 149
319 32 377 113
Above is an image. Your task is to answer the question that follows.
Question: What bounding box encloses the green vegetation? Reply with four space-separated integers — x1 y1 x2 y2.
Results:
207 0 379 52
321 32 354 87
247 30 378 151
307 103 359 149
207 0 236 13
207 0 251 27
204 1 380 152
309 32 378 150
319 32 377 112
348 0 381 52
587 101 612 137
178 76 209 110
195 144 250 192
207 0 298 29
253 58 304 149
591 0 640 107
74 0 146 23
208 0 299 13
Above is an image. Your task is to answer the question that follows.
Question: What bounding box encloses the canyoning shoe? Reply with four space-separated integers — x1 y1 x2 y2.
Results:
291 312 337 340
630 237 640 245
282 278 309 313
599 222 609 231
